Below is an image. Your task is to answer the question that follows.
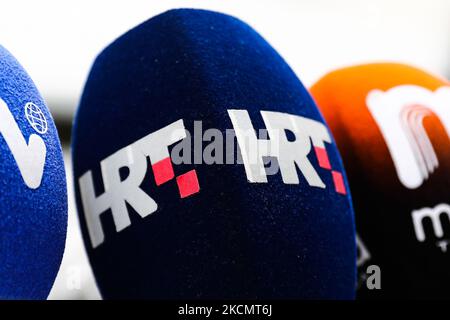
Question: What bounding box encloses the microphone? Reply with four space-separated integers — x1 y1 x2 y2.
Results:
310 63 450 299
0 45 67 299
72 9 356 299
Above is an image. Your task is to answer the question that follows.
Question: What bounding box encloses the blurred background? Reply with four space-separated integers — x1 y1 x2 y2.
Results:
0 0 448 299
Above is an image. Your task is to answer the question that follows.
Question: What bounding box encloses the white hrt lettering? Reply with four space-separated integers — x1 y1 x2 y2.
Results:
79 120 186 248
228 109 331 187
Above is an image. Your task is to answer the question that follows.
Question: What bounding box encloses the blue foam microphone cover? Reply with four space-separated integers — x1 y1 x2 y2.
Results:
0 46 67 299
72 9 356 299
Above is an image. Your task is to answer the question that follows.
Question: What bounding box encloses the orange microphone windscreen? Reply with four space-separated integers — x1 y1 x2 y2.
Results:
311 63 450 299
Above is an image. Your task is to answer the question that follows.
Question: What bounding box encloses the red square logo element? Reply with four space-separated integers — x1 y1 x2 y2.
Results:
332 170 346 195
314 146 332 170
176 170 200 198
152 157 175 186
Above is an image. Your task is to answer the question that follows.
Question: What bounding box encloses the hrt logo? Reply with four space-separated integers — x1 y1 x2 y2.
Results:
228 110 346 193
366 85 450 189
79 120 200 248
79 110 346 248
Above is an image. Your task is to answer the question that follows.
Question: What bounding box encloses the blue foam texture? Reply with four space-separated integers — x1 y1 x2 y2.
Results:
0 45 67 299
73 9 356 299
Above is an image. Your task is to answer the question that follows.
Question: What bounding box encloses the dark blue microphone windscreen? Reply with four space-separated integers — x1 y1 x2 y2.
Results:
72 9 356 299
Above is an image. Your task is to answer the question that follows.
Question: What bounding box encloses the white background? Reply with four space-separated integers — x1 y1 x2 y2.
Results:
0 0 448 299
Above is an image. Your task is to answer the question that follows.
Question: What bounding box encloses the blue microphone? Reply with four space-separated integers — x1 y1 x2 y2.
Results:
72 9 356 299
0 45 67 299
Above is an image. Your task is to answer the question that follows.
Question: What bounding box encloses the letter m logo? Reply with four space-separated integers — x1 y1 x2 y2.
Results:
367 85 450 189
412 203 450 242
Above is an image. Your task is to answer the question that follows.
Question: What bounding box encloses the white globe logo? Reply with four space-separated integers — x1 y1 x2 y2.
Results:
25 102 48 134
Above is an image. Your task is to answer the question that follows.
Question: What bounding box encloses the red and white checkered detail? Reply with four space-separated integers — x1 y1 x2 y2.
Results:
314 146 346 195
151 157 200 198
